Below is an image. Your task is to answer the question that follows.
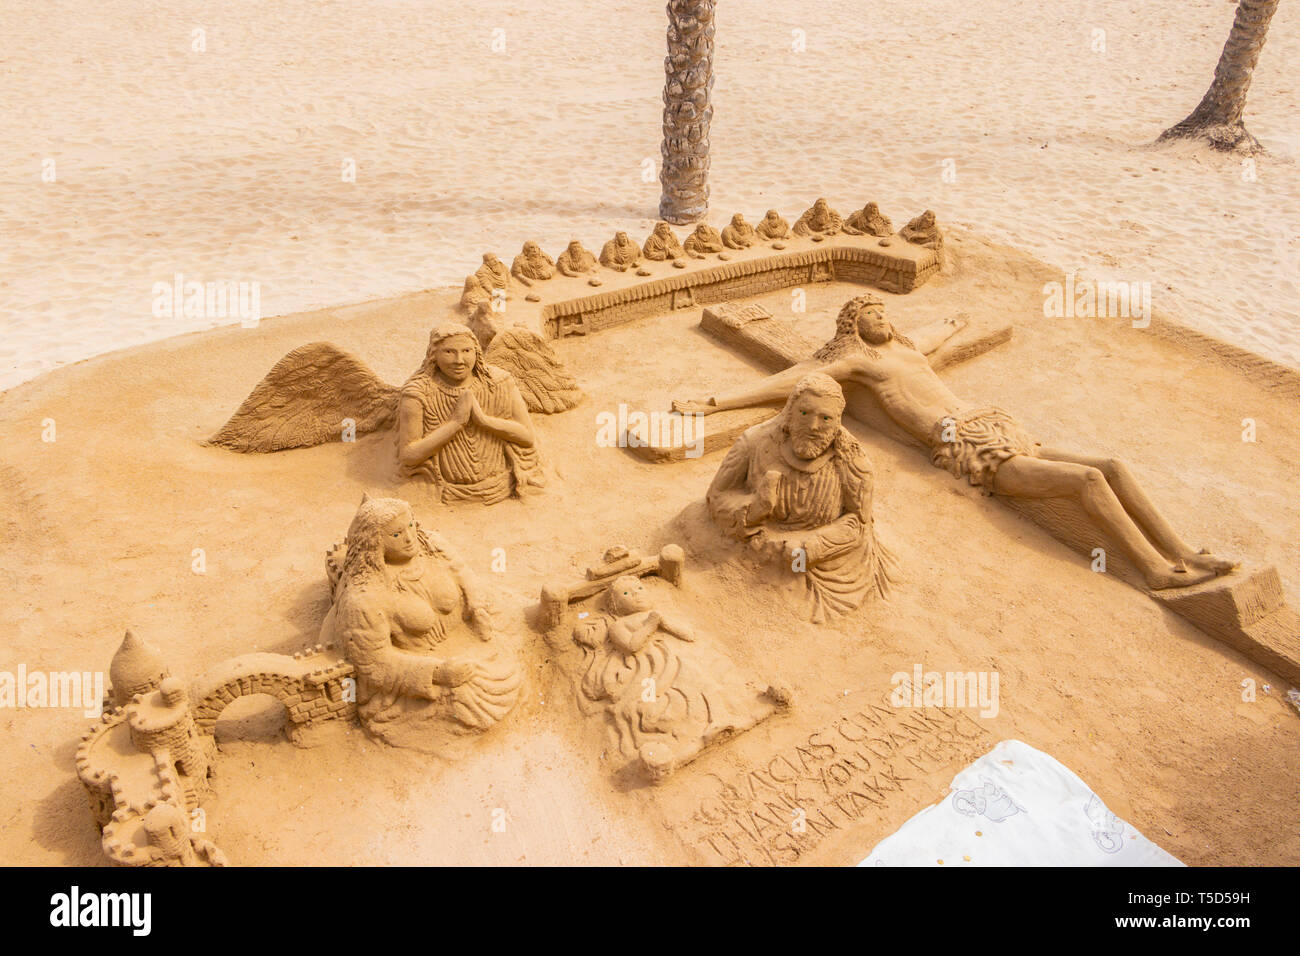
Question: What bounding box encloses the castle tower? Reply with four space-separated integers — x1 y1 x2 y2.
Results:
127 678 208 782
109 629 170 708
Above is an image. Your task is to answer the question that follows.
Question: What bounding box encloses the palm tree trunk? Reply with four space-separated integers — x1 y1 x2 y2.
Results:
659 0 715 224
1158 0 1280 152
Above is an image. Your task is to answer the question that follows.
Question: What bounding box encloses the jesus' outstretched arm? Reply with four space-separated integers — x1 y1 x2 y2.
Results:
673 358 861 416
907 315 968 357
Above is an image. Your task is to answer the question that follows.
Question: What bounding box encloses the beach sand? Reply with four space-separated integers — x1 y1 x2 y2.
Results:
2 0 1298 391
2 232 1297 866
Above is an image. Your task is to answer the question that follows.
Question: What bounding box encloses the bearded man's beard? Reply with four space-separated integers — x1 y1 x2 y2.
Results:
859 322 893 346
790 430 836 459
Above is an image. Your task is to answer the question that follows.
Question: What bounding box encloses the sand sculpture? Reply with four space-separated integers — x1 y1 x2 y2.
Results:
755 208 792 242
320 494 522 751
900 210 944 255
705 372 898 622
658 0 715 223
793 198 847 239
460 253 512 313
678 295 1235 591
483 325 582 414
574 576 784 782
683 222 724 258
397 322 545 503
643 221 687 262
74 492 527 861
539 545 786 783
209 322 576 499
845 202 894 238
556 239 601 279
510 241 556 287
599 231 643 272
77 632 226 866
720 213 758 249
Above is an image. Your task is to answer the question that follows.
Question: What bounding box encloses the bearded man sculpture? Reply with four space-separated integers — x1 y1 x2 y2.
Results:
705 372 897 623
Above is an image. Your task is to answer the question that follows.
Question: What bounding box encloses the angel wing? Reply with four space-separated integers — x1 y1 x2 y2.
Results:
484 325 582 414
206 342 399 452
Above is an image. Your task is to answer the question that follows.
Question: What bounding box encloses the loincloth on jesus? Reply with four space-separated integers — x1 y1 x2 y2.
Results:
928 407 1041 493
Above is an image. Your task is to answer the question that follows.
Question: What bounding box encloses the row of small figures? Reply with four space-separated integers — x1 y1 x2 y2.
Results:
461 199 942 308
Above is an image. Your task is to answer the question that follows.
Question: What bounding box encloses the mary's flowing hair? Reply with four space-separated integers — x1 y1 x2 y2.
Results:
339 494 446 592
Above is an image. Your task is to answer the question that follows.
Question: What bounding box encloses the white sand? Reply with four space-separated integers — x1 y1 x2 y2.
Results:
2 0 1297 388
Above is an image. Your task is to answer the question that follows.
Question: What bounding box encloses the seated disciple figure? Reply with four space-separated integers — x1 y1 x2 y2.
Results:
572 575 783 783
642 222 686 261
682 223 724 259
754 208 791 241
397 321 545 505
844 202 894 237
555 239 600 277
460 253 511 312
510 241 556 287
899 210 944 255
705 373 897 623
599 231 642 272
792 197 847 238
321 494 522 751
721 213 758 250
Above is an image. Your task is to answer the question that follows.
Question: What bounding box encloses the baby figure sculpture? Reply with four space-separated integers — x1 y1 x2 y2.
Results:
573 575 783 783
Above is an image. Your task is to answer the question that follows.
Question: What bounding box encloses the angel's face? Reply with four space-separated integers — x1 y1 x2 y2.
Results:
434 335 477 383
382 508 419 562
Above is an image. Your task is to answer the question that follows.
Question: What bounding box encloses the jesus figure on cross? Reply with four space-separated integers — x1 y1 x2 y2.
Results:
673 294 1236 591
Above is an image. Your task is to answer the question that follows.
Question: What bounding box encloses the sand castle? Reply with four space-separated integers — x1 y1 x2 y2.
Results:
77 633 225 867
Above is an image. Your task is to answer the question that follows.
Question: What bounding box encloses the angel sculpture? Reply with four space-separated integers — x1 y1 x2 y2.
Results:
207 321 581 503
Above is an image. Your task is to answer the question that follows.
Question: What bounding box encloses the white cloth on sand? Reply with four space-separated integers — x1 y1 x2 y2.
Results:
859 739 1183 867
